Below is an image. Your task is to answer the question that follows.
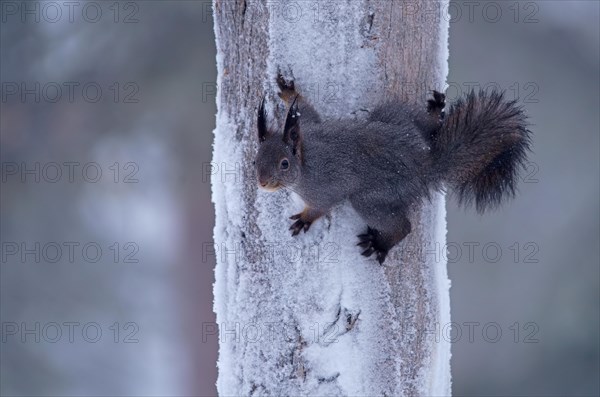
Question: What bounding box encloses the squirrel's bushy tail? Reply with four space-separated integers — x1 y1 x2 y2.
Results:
432 89 532 213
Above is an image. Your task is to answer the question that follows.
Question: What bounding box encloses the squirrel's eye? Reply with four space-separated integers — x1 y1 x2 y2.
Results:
280 158 289 170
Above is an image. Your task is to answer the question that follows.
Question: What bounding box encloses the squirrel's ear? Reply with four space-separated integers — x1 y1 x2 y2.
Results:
283 95 302 157
257 96 269 143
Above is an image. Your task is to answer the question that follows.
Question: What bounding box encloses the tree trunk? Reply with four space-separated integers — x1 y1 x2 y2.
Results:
211 0 451 395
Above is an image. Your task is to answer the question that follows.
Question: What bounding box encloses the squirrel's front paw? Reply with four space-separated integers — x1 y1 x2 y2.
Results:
289 213 312 236
357 227 389 265
289 207 324 236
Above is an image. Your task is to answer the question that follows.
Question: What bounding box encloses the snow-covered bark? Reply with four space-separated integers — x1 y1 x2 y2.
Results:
212 0 450 395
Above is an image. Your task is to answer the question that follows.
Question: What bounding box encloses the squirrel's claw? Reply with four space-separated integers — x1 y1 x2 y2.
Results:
375 250 388 265
289 215 312 236
356 227 389 265
356 240 371 249
357 233 376 254
361 247 375 257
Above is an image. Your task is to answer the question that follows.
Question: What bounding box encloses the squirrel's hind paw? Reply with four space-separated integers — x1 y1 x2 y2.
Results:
289 208 324 236
357 227 389 265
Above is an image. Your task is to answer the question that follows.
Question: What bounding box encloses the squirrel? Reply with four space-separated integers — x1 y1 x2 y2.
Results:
255 75 532 264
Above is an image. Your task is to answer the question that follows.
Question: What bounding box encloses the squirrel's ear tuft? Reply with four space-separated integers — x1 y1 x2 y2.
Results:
283 95 302 157
257 96 269 143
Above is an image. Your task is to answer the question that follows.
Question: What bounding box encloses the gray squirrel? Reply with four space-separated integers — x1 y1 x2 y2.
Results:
255 75 531 264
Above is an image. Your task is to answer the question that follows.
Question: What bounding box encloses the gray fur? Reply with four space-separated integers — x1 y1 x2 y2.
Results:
255 83 532 264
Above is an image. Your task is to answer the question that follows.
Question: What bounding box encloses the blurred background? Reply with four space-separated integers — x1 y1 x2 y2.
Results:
0 1 598 396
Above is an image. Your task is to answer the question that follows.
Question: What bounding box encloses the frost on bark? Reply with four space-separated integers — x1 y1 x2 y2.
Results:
211 0 451 395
